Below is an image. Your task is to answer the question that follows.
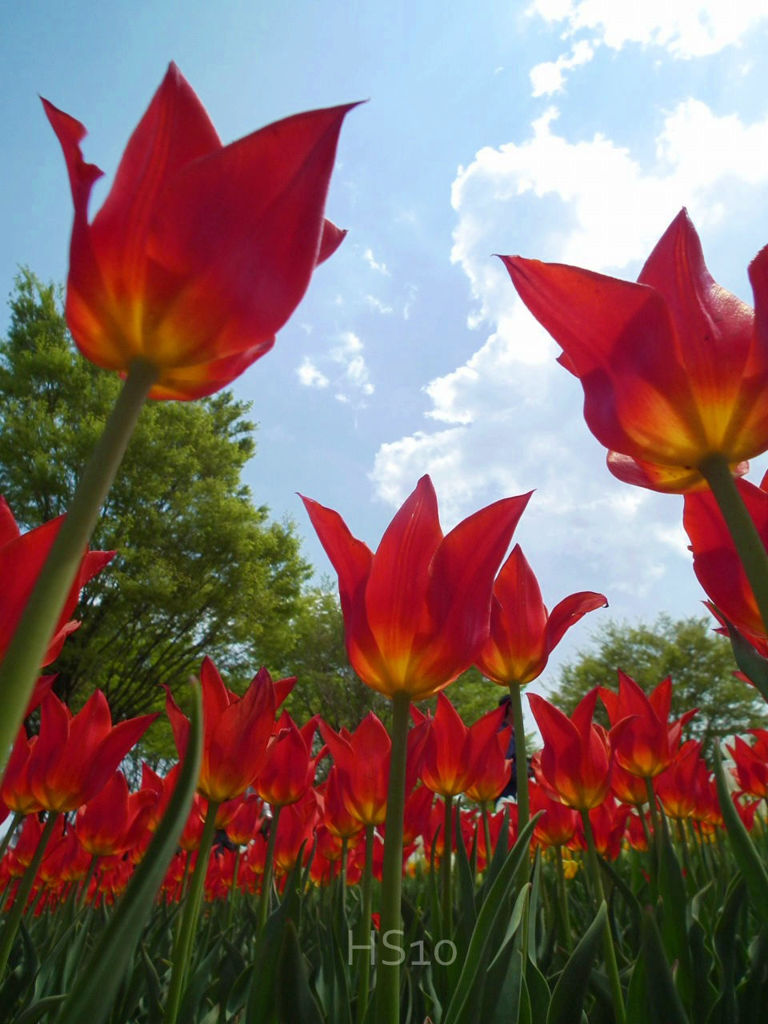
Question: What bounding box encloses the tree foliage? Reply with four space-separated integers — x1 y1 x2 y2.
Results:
549 613 768 757
0 270 311 720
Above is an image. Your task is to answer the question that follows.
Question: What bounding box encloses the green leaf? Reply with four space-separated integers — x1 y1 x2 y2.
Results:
713 747 768 926
11 995 67 1024
276 919 324 1024
487 948 524 1024
657 824 693 1009
54 681 203 1024
442 813 539 1024
547 902 607 1024
639 907 689 1024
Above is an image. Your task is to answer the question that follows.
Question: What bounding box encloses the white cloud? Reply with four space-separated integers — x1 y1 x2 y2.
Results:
530 40 595 96
297 332 375 404
363 247 390 275
296 358 329 389
365 294 394 315
330 331 375 401
528 0 768 58
370 98 768 626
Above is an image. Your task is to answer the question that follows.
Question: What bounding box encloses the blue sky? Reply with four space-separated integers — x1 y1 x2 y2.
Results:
4 0 768 702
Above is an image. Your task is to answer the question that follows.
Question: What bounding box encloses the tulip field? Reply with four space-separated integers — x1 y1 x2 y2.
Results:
5 64 768 1024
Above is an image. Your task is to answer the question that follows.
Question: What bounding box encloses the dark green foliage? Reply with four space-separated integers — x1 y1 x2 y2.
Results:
550 614 767 756
0 270 311 725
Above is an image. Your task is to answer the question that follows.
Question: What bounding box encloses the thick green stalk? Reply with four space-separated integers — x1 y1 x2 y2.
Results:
356 823 375 1024
373 691 411 1024
441 793 454 937
164 799 220 1024
0 811 59 977
258 804 282 931
226 848 241 931
699 454 768 637
78 855 99 908
508 683 529 826
0 360 157 774
581 811 626 1024
554 845 572 953
481 805 493 873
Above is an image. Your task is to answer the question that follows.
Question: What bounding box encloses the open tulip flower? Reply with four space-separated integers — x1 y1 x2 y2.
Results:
477 544 606 686
302 475 530 699
599 671 697 779
43 63 355 400
529 688 630 812
23 690 156 814
501 209 768 493
0 496 113 667
165 658 290 805
728 734 768 799
417 694 507 799
319 713 391 826
75 771 155 858
257 713 314 808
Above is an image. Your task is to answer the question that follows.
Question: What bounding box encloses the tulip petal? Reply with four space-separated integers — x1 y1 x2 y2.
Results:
365 476 442 670
545 590 608 655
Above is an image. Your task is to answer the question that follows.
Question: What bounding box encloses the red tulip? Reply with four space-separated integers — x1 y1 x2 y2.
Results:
529 689 628 812
684 474 768 641
599 672 696 779
320 767 365 840
0 496 113 667
224 794 266 847
302 475 530 699
24 691 156 813
319 713 391 826
528 781 579 848
1 729 44 816
75 771 155 858
418 695 508 800
578 795 630 861
43 64 354 400
655 739 707 820
501 209 768 492
257 713 313 808
165 658 288 804
728 735 768 799
477 544 606 686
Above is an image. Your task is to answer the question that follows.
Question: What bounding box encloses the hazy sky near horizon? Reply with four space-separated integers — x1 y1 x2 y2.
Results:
4 1 768 703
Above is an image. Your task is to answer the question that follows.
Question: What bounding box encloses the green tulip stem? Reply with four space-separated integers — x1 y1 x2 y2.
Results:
508 683 529 826
356 823 375 1024
554 845 572 953
340 835 349 894
78 855 99 909
164 798 220 1024
580 810 626 1024
0 359 157 775
481 805 493 872
699 454 768 637
374 691 411 1024
441 793 454 938
226 848 241 931
258 803 282 931
0 811 60 978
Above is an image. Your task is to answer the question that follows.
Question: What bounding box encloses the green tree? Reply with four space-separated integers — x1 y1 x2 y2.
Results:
277 582 387 731
0 270 311 720
549 614 768 758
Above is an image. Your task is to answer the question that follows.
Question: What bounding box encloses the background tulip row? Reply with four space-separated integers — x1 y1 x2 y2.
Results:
2 659 768 1024
4 61 768 1024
